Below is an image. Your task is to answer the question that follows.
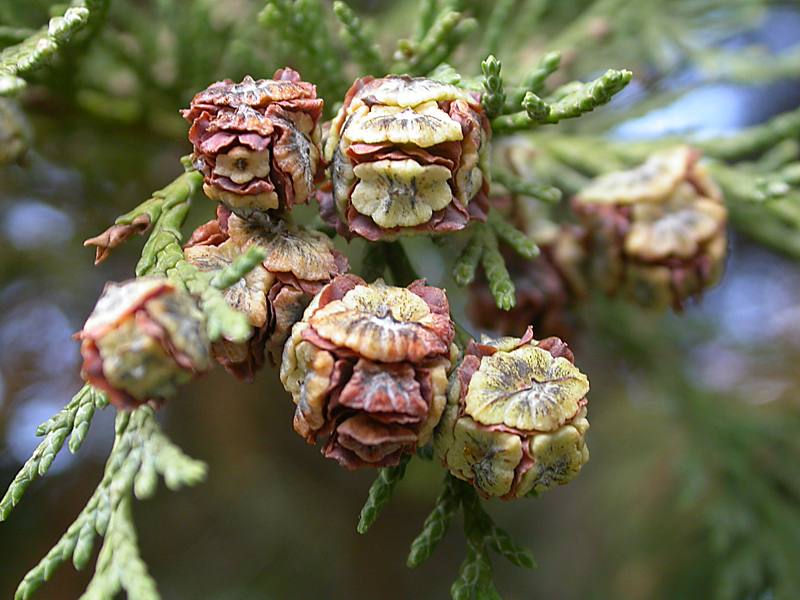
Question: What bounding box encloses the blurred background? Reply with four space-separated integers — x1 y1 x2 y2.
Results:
1 0 800 598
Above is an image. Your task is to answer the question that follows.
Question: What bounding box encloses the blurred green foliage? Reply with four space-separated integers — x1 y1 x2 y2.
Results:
1 0 800 599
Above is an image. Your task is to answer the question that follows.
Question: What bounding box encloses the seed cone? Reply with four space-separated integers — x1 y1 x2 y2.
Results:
183 68 324 218
280 275 457 469
572 146 727 310
320 75 491 240
78 278 211 408
435 328 590 499
184 208 348 380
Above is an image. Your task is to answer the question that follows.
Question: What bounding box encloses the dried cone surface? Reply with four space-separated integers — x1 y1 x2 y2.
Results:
321 76 491 240
435 329 590 499
280 275 456 468
184 209 348 379
573 146 727 309
78 278 211 408
183 68 323 218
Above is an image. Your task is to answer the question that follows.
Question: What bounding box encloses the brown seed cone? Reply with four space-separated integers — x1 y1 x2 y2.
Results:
77 278 211 408
321 76 491 240
572 146 727 310
280 275 456 469
183 68 324 218
183 210 348 380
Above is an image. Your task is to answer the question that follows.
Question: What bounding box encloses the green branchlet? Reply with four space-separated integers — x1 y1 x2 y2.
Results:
0 385 108 522
128 168 250 344
407 477 534 599
13 406 206 600
259 0 344 99
0 0 109 95
480 55 506 119
508 51 562 108
493 68 631 131
488 211 540 259
491 169 563 204
546 68 632 121
407 475 461 567
210 246 268 290
698 106 800 161
396 9 476 76
333 1 387 76
481 226 516 310
453 228 485 286
357 454 411 534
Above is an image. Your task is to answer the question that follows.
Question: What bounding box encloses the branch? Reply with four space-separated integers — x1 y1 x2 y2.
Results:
0 0 109 95
507 51 561 108
407 475 461 567
480 55 505 119
0 385 108 522
697 106 800 161
357 454 411 534
333 1 387 76
86 168 201 265
14 406 206 600
480 225 516 310
395 9 476 76
491 170 563 204
493 69 632 132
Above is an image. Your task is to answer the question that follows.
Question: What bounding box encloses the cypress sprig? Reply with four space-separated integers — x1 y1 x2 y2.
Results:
357 454 411 534
483 0 515 57
508 50 562 108
0 0 109 95
545 68 632 122
698 106 800 161
493 68 632 131
333 1 387 76
133 169 203 276
491 170 563 204
398 9 475 76
481 226 516 311
14 406 206 600
488 211 540 260
210 246 268 290
480 55 506 119
0 385 108 522
407 475 461 567
429 62 462 85
485 525 537 569
453 225 486 285
126 167 251 344
414 0 440 43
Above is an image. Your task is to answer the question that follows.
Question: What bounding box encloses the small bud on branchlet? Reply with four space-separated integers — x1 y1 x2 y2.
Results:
572 146 727 310
280 275 457 469
320 75 492 240
78 278 212 408
435 328 590 499
183 68 324 218
184 212 348 380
